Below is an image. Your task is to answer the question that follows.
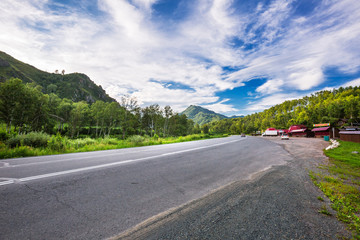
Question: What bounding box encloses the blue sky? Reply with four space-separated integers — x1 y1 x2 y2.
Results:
1 0 360 116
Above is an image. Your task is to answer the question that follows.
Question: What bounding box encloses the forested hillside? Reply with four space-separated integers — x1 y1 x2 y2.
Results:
206 86 360 134
0 51 114 103
0 78 196 138
181 105 228 125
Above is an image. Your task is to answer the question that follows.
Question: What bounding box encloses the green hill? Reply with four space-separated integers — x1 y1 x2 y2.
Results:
0 51 115 103
181 105 228 125
206 86 360 135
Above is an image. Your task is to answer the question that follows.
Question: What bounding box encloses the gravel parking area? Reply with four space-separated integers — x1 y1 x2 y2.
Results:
111 137 350 240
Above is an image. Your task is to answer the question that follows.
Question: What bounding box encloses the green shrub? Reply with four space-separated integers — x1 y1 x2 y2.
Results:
6 135 22 148
22 132 51 148
70 137 96 149
127 135 146 145
101 137 118 145
7 132 51 149
0 129 9 141
128 135 145 142
47 133 66 151
0 146 36 158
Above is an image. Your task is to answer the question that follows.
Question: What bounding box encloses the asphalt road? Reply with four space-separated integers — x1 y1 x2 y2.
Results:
115 137 350 240
0 136 290 239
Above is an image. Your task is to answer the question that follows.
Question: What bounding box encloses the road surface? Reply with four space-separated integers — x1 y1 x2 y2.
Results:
0 136 288 239
114 137 349 239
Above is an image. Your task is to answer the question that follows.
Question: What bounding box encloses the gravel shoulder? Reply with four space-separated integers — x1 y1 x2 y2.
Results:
110 137 350 240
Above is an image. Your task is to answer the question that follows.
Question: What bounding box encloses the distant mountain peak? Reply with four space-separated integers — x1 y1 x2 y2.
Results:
181 105 228 125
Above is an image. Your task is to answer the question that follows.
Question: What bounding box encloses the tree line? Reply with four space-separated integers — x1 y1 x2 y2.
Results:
0 78 199 138
206 86 360 134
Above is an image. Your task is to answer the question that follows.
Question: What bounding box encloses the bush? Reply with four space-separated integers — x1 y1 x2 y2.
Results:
0 146 36 159
127 135 146 145
47 133 66 151
6 132 51 148
101 137 119 145
6 135 22 148
70 137 96 149
22 132 51 148
0 129 9 141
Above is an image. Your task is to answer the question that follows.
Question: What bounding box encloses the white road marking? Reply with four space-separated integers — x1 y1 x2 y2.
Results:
0 162 9 168
0 180 15 186
0 137 245 186
0 178 18 186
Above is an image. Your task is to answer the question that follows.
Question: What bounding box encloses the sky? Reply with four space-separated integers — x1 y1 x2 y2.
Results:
1 0 360 116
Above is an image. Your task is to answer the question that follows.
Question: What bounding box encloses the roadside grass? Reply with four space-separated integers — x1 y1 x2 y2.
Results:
319 204 332 216
317 196 324 201
0 133 227 159
310 140 360 239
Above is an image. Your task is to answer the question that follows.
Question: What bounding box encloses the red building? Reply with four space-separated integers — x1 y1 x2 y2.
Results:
312 127 330 137
289 125 309 137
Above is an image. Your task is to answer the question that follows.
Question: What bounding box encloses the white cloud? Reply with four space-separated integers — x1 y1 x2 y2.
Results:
0 0 359 116
228 0 360 96
245 93 299 112
256 79 284 95
248 0 293 43
341 78 360 88
203 99 238 114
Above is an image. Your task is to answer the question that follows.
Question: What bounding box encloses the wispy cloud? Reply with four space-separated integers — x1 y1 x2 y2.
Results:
203 98 238 114
341 78 360 88
245 93 299 112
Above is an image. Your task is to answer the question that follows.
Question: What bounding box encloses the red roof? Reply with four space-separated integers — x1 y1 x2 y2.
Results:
282 129 289 132
289 125 307 132
266 128 277 131
291 129 306 133
312 127 330 132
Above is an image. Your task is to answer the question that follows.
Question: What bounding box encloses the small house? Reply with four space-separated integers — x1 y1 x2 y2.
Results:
263 128 278 136
312 127 330 138
339 127 360 143
289 125 310 137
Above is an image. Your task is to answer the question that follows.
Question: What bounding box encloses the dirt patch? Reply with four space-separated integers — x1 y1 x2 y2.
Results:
265 136 331 168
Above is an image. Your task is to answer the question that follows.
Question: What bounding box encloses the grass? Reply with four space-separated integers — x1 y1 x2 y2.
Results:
310 140 360 239
319 204 332 216
0 133 226 159
318 196 325 201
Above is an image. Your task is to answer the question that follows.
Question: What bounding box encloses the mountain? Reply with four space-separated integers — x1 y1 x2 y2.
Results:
181 105 228 125
0 51 115 103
